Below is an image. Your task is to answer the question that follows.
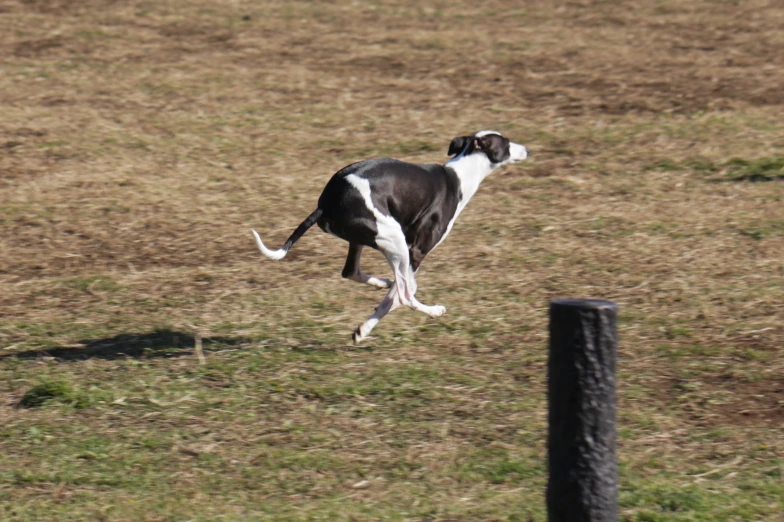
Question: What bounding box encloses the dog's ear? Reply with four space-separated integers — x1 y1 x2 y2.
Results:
448 136 470 156
477 134 511 164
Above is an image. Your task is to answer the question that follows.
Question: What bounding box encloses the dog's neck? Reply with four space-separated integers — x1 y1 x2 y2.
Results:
445 152 497 213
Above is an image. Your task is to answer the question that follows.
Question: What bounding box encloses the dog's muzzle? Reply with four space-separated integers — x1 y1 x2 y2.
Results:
509 142 528 162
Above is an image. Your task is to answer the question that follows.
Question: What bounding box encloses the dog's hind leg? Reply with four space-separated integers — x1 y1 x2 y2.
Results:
341 243 393 289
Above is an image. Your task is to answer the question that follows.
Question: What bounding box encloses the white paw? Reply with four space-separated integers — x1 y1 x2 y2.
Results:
429 305 446 317
371 278 393 289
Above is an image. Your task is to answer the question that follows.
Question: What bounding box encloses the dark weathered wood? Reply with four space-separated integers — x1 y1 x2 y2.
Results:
547 299 618 522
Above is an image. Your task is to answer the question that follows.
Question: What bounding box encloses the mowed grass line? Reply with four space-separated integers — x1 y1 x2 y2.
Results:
2 0 783 520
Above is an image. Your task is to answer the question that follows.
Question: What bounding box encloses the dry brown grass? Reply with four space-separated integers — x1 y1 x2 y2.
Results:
1 0 782 520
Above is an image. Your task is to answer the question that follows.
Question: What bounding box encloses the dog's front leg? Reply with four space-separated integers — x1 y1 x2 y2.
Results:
353 287 401 344
379 231 445 318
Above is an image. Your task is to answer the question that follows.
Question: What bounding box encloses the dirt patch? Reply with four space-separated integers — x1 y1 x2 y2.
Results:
705 374 784 426
653 372 784 428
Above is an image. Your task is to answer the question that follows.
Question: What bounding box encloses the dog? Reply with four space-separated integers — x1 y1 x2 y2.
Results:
252 130 529 343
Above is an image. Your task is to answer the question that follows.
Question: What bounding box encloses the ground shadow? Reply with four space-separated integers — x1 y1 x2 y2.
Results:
711 173 784 183
289 342 375 354
0 329 253 362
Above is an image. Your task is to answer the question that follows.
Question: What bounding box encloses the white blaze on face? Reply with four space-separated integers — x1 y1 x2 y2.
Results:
474 129 501 138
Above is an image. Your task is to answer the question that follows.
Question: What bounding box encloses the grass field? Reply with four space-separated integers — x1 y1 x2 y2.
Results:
1 0 782 520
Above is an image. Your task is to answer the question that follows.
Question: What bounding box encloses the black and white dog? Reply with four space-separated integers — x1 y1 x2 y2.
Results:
252 130 528 343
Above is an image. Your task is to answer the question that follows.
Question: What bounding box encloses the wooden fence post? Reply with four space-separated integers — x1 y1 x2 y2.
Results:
547 299 618 522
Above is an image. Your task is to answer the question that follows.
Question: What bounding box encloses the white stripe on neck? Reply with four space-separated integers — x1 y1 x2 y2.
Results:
432 152 496 253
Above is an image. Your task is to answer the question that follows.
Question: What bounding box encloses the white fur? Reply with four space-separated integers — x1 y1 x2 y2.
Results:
346 272 392 289
435 132 527 253
508 141 528 163
354 286 401 342
344 174 407 262
251 229 287 260
474 129 501 138
433 153 491 253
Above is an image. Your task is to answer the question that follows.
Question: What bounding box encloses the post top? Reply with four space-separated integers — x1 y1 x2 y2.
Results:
550 298 618 311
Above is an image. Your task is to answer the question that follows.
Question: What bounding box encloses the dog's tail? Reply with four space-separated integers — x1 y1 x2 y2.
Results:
251 208 323 260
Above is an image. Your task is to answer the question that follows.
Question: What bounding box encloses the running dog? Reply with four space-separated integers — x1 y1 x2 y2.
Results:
252 130 529 343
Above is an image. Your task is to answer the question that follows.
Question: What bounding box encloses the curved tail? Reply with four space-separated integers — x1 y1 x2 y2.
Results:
251 208 323 260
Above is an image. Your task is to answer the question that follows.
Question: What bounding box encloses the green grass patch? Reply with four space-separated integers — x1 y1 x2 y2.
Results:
725 156 784 181
18 379 114 408
60 276 120 293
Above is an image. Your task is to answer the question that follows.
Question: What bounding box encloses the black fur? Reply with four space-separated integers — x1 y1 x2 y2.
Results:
273 132 516 271
448 136 471 156
447 133 510 164
477 134 511 164
278 208 323 254
317 158 461 272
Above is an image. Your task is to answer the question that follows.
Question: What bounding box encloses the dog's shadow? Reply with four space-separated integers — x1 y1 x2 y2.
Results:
712 174 784 183
0 329 251 362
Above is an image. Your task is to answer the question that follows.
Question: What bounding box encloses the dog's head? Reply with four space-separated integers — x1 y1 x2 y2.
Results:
447 130 528 165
